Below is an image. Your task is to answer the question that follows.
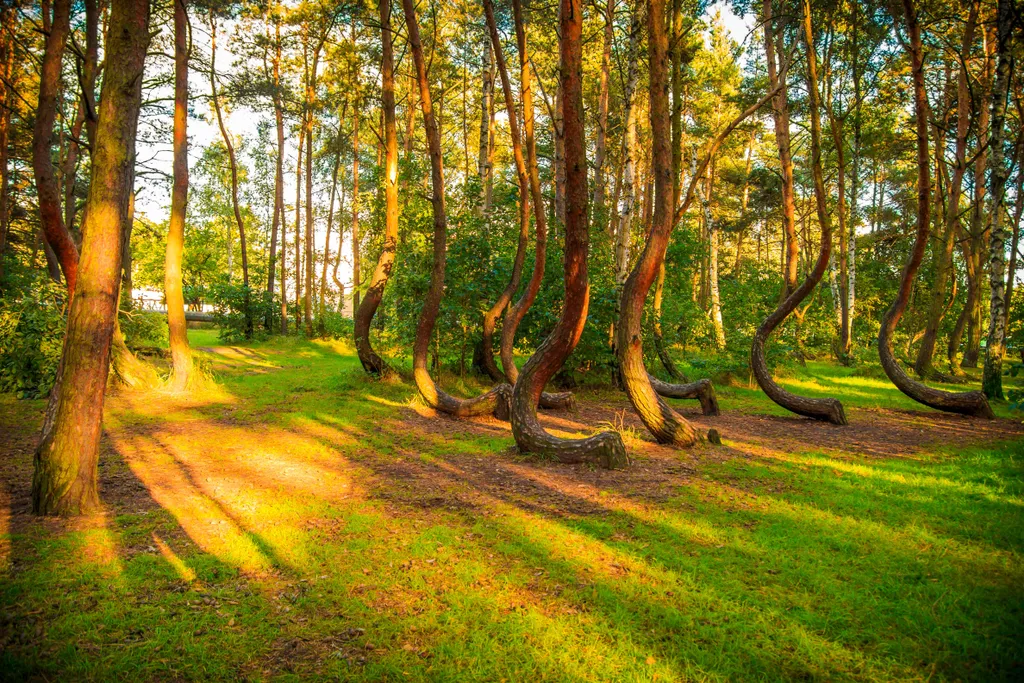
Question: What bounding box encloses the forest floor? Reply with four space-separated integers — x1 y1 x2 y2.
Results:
2 331 1023 681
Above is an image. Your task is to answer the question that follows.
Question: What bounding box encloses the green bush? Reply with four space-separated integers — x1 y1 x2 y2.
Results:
120 309 168 349
209 282 278 343
0 282 67 398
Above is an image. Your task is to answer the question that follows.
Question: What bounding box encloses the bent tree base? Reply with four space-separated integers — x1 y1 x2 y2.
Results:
649 375 720 416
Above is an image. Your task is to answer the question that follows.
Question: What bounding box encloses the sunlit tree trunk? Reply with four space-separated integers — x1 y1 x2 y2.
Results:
498 0 574 411
401 0 511 419
354 0 398 376
210 11 252 339
293 126 303 330
703 163 725 349
591 0 614 217
982 0 1014 400
916 6 976 380
878 0 992 418
166 0 192 391
477 0 532 383
32 0 78 291
511 0 624 465
271 12 286 333
33 0 151 515
750 0 848 425
351 21 361 316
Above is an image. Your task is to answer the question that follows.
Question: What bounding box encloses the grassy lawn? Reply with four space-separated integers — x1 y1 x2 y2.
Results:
1 334 1022 681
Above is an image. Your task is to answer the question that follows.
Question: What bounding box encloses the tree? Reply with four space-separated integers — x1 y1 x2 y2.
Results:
166 0 193 391
982 0 1016 400
498 0 574 411
32 0 78 292
210 10 253 339
401 0 511 419
510 0 626 467
354 0 399 376
749 0 847 426
33 0 151 515
877 0 993 419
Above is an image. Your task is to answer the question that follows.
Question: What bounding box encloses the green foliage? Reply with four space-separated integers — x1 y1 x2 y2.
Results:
119 309 169 350
209 283 278 343
0 280 67 399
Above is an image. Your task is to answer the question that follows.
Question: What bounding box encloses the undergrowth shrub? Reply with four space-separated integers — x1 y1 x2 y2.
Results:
0 281 66 398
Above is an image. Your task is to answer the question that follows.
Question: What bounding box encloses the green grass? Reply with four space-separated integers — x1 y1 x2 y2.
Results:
1 336 1022 681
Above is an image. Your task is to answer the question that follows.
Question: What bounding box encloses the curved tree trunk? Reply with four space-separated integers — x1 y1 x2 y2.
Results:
401 0 511 419
647 374 719 416
354 0 399 376
498 0 574 411
476 0 535 385
32 0 78 292
617 0 710 447
33 0 150 515
510 0 625 467
210 11 252 339
878 0 993 419
166 0 192 391
749 0 847 426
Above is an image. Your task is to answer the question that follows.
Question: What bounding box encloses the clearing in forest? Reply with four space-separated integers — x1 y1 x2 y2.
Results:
2 334 1023 681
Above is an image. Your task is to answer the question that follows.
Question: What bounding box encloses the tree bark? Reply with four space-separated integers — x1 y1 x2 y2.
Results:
591 0 615 216
210 11 252 338
915 5 976 380
166 0 192 391
703 163 725 349
498 0 574 411
293 125 303 331
269 12 284 332
32 0 78 292
351 22 361 316
878 0 993 418
0 6 13 282
354 0 398 376
476 37 494 216
750 0 848 425
982 0 1014 400
511 0 625 466
401 0 511 419
33 0 150 515
476 0 532 383
617 0 734 446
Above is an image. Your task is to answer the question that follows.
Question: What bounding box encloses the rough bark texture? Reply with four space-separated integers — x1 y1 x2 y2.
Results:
354 0 399 377
498 0 574 412
166 0 192 392
878 0 993 419
210 11 252 338
32 0 79 292
915 10 975 380
401 0 511 420
749 0 845 425
647 374 720 416
751 0 848 426
616 0 707 447
33 0 150 515
476 0 532 384
510 0 625 466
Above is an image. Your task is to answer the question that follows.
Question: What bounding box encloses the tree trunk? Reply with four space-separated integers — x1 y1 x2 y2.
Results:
878 0 993 418
982 0 1014 400
915 7 976 380
498 0 574 411
269 14 284 333
511 0 624 465
32 0 78 292
618 0 743 446
401 0 511 419
293 125 303 331
354 0 399 376
319 136 342 335
33 0 150 515
476 0 533 383
166 0 192 391
750 0 848 425
476 37 494 216
210 11 252 339
351 26 361 316
703 163 726 349
591 0 614 216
